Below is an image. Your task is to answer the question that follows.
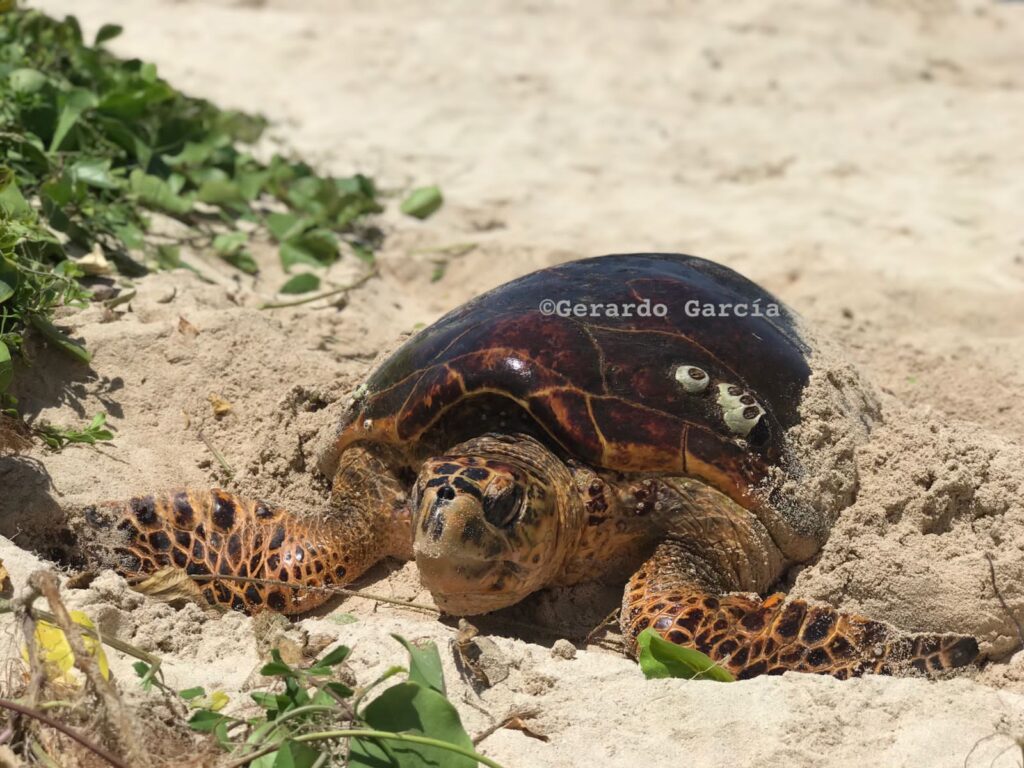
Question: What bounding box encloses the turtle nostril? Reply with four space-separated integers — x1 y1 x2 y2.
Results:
436 485 456 502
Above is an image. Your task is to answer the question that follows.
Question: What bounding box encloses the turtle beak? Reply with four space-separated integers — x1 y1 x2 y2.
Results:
412 482 531 614
416 553 529 615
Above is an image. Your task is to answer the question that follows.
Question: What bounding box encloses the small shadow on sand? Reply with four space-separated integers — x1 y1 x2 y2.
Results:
11 342 124 423
0 455 75 560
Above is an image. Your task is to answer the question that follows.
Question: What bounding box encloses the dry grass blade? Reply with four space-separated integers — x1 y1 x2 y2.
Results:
472 708 545 746
195 428 235 477
131 567 221 612
189 573 441 614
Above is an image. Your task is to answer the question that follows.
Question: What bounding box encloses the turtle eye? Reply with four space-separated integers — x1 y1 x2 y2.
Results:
483 485 523 528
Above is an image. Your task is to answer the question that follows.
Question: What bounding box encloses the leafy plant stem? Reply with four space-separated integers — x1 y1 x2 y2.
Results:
245 703 337 747
223 728 507 768
258 266 378 309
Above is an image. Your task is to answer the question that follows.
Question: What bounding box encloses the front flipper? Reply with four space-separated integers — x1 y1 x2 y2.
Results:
621 541 979 679
77 489 392 614
70 446 410 615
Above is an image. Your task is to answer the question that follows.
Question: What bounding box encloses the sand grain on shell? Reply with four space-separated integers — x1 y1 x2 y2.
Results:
2 0 1024 766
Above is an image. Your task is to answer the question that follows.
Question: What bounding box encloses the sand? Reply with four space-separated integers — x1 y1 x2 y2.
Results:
2 0 1024 765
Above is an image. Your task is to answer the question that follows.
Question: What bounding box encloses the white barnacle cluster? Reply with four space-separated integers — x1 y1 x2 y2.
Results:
715 383 765 437
672 364 765 439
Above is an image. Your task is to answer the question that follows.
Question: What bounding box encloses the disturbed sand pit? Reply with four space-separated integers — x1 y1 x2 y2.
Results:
1 0 1024 766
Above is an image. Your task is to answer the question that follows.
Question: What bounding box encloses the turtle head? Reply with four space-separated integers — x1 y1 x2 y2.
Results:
411 434 577 615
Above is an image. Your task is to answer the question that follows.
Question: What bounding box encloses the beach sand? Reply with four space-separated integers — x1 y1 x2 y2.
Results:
3 1 1024 765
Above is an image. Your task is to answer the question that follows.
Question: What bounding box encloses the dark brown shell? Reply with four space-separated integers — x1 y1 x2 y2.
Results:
327 253 811 509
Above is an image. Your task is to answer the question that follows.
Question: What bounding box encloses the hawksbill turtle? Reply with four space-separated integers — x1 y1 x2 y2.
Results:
74 253 979 679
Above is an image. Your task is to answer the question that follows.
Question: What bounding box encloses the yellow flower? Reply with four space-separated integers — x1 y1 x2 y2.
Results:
21 611 110 686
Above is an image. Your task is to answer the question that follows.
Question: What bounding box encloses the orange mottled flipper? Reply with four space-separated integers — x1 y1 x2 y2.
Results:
78 489 392 614
621 542 979 680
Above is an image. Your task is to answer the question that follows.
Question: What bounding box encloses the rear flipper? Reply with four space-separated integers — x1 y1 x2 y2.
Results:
622 541 979 680
71 489 387 614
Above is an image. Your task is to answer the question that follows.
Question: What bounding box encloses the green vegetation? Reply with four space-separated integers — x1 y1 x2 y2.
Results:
0 5 441 416
135 634 503 768
400 186 443 220
635 628 735 682
33 411 113 449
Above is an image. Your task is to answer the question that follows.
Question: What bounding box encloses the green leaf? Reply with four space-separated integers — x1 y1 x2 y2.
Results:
324 681 354 699
50 88 99 152
9 68 47 94
350 682 475 768
294 228 339 263
317 644 351 668
400 186 443 220
279 273 320 295
249 691 280 710
70 158 119 190
94 23 123 45
98 78 175 120
278 241 322 272
215 110 266 144
178 686 206 701
213 232 258 275
260 650 296 679
213 232 246 254
129 170 193 215
392 634 446 696
635 628 735 682
113 223 145 250
0 341 12 394
154 244 182 270
270 741 321 768
259 661 294 678
40 173 75 208
236 169 270 201
197 176 245 206
222 250 258 275
0 280 13 304
187 710 231 733
0 169 32 218
266 212 308 242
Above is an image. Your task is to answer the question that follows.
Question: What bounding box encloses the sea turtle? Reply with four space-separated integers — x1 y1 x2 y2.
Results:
75 253 979 679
